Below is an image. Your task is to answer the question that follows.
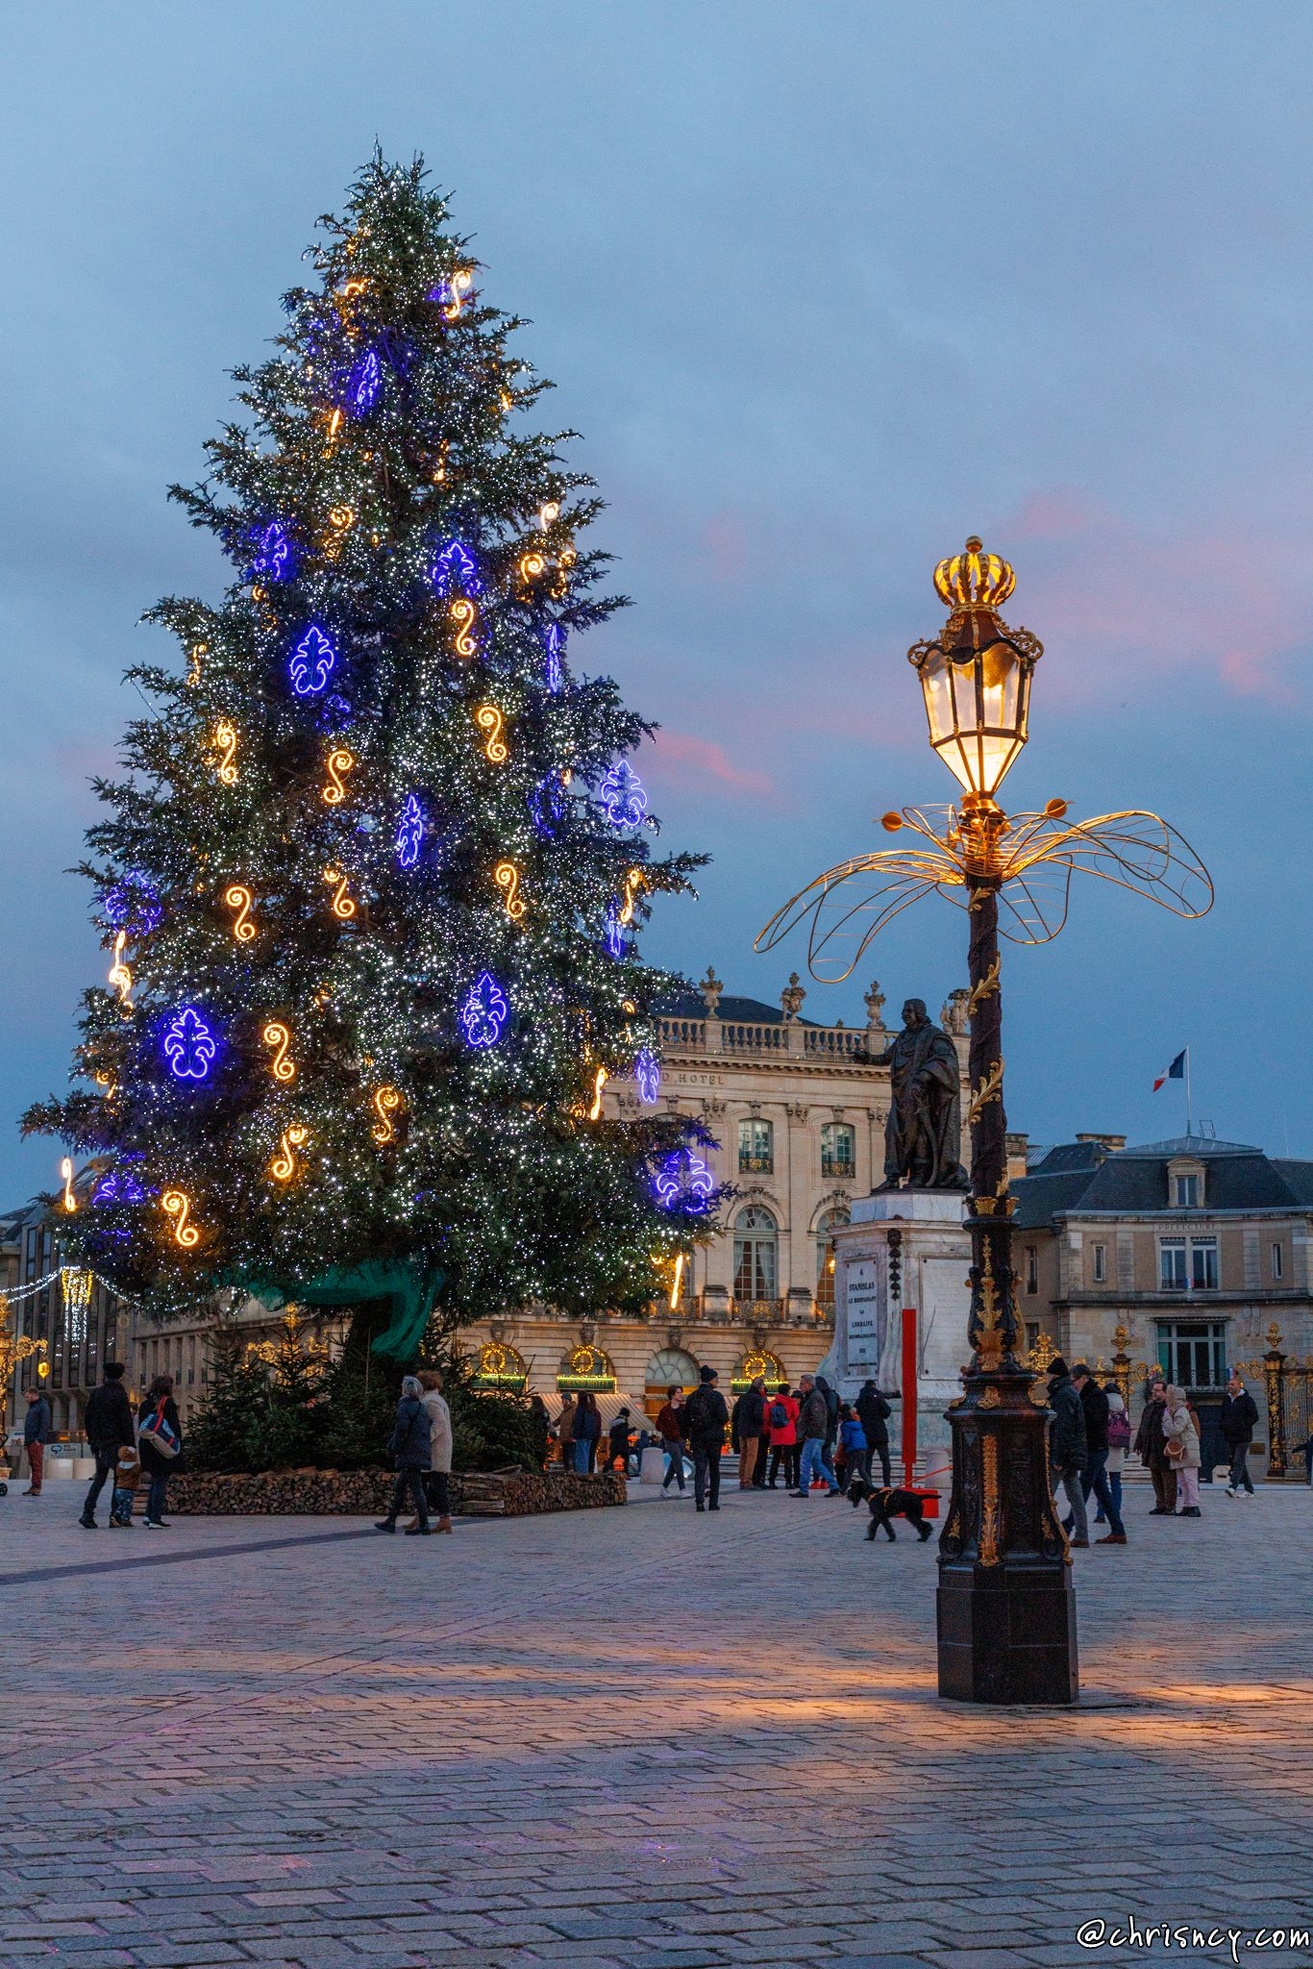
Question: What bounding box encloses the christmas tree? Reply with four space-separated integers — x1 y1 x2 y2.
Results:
25 154 716 1352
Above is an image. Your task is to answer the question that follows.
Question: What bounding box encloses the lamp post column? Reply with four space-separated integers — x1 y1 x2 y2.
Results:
936 864 1079 1704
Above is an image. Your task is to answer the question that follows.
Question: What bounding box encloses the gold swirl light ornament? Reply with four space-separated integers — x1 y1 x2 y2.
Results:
619 867 645 926
224 885 256 943
587 1067 609 1121
262 1021 295 1083
162 1190 199 1247
443 267 473 320
323 867 357 920
269 1125 309 1183
60 1157 77 1213
494 862 526 921
474 704 508 763
371 1085 403 1144
449 597 478 658
213 720 239 786
322 748 354 805
107 932 133 1008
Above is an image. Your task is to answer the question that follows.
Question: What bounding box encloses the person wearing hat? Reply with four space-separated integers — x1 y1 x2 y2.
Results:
682 1365 729 1513
1046 1356 1089 1548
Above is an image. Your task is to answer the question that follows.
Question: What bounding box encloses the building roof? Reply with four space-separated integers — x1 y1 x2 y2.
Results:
1013 1135 1313 1228
660 990 822 1028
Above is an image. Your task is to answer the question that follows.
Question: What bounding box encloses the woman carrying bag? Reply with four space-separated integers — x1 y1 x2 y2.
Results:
1162 1384 1201 1519
137 1374 184 1529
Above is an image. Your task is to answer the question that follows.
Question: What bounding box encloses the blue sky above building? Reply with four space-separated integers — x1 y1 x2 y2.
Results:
2 0 1311 1199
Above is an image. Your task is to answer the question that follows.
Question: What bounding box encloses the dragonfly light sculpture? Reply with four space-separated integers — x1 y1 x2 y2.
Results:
757 538 1212 1707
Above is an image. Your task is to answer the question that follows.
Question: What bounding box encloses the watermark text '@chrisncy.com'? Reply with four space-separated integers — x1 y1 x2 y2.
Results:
1078 1921 1312 1964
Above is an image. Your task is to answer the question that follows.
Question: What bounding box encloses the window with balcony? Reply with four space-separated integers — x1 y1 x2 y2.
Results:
815 1205 850 1310
1191 1238 1218 1290
1160 1238 1187 1291
1156 1320 1227 1389
734 1205 778 1306
738 1116 773 1175
1092 1242 1107 1284
820 1121 856 1179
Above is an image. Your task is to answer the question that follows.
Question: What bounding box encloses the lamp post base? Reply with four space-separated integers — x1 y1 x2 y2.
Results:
936 1364 1080 1706
937 1562 1078 1704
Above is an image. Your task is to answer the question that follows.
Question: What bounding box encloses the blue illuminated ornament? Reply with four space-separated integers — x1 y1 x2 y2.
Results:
92 1165 147 1206
162 1006 218 1083
395 794 424 870
103 877 161 937
599 760 648 830
529 775 568 839
635 1049 661 1105
543 621 565 694
251 521 292 582
603 900 626 959
654 1148 714 1215
431 539 482 597
347 348 381 416
459 972 509 1050
289 624 337 697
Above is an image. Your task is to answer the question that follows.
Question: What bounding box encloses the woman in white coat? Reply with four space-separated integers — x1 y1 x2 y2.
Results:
417 1369 454 1533
1162 1384 1201 1519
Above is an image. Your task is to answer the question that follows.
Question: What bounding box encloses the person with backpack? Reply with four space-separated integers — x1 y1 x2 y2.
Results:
137 1374 183 1529
1070 1364 1127 1545
655 1387 687 1494
765 1384 799 1490
1095 1387 1132 1529
790 1374 841 1498
683 1364 728 1513
838 1404 868 1489
375 1376 432 1534
80 1361 136 1530
1220 1372 1259 1497
855 1379 891 1484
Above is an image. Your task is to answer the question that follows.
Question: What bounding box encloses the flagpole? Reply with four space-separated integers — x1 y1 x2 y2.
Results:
1185 1046 1192 1138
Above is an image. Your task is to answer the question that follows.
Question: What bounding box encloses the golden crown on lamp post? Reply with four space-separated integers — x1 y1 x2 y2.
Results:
908 537 1042 802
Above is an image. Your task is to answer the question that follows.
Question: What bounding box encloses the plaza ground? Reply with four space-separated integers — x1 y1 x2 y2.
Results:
0 1477 1309 1969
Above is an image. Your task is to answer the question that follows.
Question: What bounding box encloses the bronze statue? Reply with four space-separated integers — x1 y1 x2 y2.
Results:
874 998 968 1190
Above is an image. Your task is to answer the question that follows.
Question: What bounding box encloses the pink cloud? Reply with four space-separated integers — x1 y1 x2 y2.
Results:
649 728 778 800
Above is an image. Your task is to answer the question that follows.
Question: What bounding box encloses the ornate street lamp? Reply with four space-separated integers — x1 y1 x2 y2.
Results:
758 538 1212 1704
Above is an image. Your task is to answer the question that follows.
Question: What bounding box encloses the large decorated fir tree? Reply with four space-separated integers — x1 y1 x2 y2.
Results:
25 155 715 1352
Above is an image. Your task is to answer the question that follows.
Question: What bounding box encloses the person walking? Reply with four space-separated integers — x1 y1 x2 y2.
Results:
573 1391 602 1474
1220 1372 1259 1497
80 1361 135 1529
1070 1364 1127 1546
765 1383 799 1489
737 1377 767 1490
21 1387 51 1496
752 1384 772 1489
655 1388 687 1494
1135 1378 1176 1515
1046 1357 1089 1547
137 1374 183 1528
1096 1387 1131 1529
1163 1384 1201 1517
856 1379 891 1484
838 1404 868 1489
608 1406 635 1476
417 1369 453 1533
791 1374 841 1498
683 1364 728 1512
375 1376 432 1534
816 1373 840 1468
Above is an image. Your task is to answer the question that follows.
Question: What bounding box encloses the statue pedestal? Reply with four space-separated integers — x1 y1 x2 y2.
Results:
832 1190 971 1466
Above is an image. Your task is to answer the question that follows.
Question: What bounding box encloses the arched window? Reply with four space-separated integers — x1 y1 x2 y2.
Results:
645 1346 700 1393
734 1205 778 1305
815 1204 850 1310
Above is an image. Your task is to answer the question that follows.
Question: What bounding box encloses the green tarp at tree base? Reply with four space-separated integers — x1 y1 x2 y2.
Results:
224 1260 444 1361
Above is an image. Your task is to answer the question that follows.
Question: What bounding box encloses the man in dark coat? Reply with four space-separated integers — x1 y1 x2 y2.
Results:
790 1374 841 1498
1220 1373 1260 1497
856 1379 891 1484
22 1388 51 1496
1070 1364 1126 1545
1046 1358 1089 1547
375 1376 432 1534
1134 1377 1175 1515
737 1378 767 1490
683 1365 728 1513
80 1362 135 1529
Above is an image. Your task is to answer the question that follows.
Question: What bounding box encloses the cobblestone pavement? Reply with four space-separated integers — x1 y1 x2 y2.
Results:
0 1476 1310 1969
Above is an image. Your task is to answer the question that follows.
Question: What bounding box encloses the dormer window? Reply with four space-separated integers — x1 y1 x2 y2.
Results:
1168 1157 1205 1210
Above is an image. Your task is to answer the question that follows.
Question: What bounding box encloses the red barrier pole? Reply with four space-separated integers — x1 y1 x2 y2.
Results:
901 1304 918 1488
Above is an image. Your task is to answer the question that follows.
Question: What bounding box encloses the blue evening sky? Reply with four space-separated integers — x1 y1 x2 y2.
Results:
2 1 1311 1203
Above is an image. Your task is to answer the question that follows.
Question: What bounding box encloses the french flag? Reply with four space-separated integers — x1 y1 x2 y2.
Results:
1154 1050 1186 1092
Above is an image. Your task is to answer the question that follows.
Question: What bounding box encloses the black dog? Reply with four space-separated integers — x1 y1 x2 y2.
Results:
847 1474 934 1542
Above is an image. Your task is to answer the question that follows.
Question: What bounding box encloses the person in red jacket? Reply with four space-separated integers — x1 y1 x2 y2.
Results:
765 1383 800 1491
655 1387 687 1495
